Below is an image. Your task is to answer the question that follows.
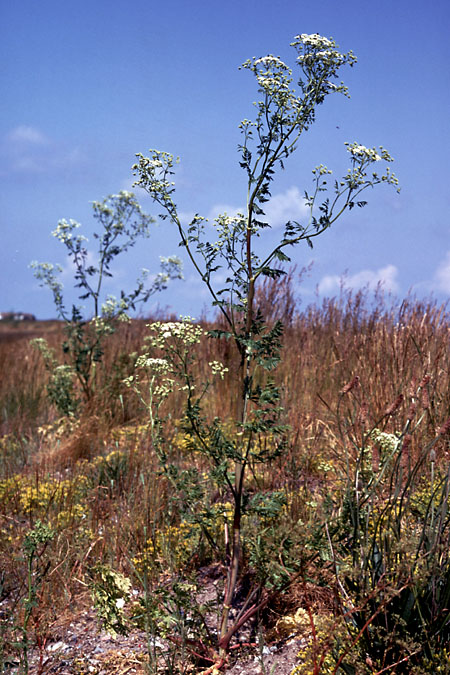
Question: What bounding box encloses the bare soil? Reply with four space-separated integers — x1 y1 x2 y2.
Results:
4 570 308 675
6 611 304 675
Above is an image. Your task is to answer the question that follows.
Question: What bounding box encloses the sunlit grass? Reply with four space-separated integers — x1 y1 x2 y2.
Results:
2 282 450 672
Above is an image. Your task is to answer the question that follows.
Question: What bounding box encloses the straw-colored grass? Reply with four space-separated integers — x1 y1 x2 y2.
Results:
2 276 450 672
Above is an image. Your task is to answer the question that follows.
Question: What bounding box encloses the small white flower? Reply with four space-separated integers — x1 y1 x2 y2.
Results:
346 142 383 162
209 361 229 379
115 597 125 609
295 33 333 48
254 55 285 67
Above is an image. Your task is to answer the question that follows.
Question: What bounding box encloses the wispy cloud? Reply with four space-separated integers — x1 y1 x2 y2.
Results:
207 203 243 219
433 251 450 294
1 126 85 175
411 250 450 296
319 264 400 295
6 125 49 145
207 188 308 228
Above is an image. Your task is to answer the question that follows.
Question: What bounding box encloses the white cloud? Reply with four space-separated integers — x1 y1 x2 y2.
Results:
264 186 309 227
434 251 450 293
9 149 84 175
7 125 49 145
205 189 308 228
11 156 44 173
207 203 244 219
178 209 199 224
319 264 400 295
66 147 85 164
1 126 86 175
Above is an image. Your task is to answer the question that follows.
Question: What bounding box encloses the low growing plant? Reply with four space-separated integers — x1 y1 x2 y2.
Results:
88 563 132 636
12 520 56 675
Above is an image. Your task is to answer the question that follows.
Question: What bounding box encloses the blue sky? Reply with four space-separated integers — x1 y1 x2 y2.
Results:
1 0 449 319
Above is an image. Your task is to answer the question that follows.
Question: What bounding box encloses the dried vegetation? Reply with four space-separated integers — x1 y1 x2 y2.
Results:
2 275 450 674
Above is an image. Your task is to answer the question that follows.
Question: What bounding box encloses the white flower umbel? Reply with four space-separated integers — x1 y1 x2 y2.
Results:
135 356 171 372
296 33 334 48
209 360 229 379
370 428 401 456
52 219 88 245
291 33 356 90
145 317 204 349
347 143 383 162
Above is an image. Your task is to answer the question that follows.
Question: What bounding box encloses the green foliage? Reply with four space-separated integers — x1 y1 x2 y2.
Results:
245 490 294 587
328 381 450 672
88 563 132 636
31 338 79 416
31 191 182 411
0 28 408 673
9 521 56 674
130 575 214 674
23 520 55 557
90 447 129 492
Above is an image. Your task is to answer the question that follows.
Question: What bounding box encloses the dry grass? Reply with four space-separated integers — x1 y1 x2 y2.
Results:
2 278 450 672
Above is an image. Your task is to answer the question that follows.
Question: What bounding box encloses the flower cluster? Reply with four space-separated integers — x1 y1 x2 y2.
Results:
134 356 171 372
253 55 285 67
295 33 334 48
335 143 400 192
346 141 394 164
91 191 152 237
55 503 87 529
52 219 88 245
210 212 246 253
208 360 229 379
242 53 294 102
37 415 80 442
100 296 131 320
312 164 333 176
370 428 401 456
347 143 378 162
132 150 178 200
123 365 175 402
291 32 357 71
29 262 64 311
0 472 89 524
132 521 203 575
145 317 204 349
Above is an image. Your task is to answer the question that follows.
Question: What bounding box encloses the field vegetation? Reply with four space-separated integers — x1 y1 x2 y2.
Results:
1 279 450 674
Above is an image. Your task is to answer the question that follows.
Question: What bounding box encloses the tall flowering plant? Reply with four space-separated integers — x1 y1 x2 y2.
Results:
131 33 399 664
31 191 182 411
